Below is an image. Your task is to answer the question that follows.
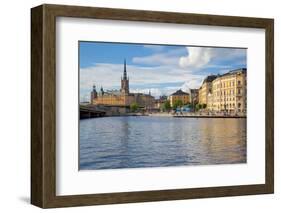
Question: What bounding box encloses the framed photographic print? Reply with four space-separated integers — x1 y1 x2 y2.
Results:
31 4 274 208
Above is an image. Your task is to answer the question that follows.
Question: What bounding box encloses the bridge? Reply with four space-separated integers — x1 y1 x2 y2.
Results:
80 104 132 119
80 105 106 119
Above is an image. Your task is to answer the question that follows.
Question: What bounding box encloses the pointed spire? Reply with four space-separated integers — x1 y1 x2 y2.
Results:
100 86 104 95
123 59 127 80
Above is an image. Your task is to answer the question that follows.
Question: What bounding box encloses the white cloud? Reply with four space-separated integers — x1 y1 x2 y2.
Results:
179 47 213 68
130 78 203 98
80 63 204 101
80 63 194 89
80 46 246 101
180 79 202 91
179 47 246 69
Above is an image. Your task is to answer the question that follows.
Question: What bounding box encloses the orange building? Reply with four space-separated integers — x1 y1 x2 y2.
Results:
91 60 155 109
169 89 190 107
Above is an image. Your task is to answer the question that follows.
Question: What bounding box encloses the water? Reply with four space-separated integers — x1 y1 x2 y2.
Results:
79 116 246 170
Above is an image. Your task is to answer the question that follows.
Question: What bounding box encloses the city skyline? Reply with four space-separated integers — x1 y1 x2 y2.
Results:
79 42 246 102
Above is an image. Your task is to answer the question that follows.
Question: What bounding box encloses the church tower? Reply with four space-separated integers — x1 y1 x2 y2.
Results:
121 59 129 94
90 84 97 104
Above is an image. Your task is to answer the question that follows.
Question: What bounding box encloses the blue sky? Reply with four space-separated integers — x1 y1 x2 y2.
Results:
79 41 246 102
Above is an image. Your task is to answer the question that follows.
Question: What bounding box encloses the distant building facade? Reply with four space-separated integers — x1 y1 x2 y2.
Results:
154 95 168 109
169 89 190 107
198 68 247 113
189 89 199 105
91 60 155 109
198 75 217 105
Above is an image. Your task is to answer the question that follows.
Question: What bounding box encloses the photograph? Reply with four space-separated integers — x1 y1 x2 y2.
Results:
29 3 274 208
79 42 247 170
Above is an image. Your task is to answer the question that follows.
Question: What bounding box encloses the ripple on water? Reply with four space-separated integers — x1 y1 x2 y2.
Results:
79 116 246 170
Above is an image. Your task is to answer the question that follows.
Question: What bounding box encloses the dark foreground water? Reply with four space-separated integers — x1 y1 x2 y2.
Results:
79 116 246 170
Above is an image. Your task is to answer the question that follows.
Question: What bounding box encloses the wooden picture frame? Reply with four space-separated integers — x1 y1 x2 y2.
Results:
31 4 274 208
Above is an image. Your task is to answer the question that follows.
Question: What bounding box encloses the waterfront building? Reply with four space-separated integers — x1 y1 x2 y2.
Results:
154 95 168 109
189 89 199 105
91 60 155 109
198 75 217 105
169 89 190 107
209 68 247 113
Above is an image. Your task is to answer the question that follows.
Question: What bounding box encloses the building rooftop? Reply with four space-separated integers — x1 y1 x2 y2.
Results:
220 68 247 77
170 89 189 96
201 68 246 85
190 89 199 93
203 75 217 84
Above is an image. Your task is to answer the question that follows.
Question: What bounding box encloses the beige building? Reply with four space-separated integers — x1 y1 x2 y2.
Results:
198 75 217 105
169 89 190 107
209 68 247 113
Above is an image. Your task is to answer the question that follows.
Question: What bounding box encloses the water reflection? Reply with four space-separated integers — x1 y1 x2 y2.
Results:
79 116 246 170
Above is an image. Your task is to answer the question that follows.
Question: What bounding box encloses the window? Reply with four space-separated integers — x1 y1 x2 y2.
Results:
238 80 241 85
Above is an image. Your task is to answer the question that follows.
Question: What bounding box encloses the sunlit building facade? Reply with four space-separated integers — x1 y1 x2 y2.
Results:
91 60 155 109
198 68 247 113
198 75 217 105
169 89 190 107
209 68 247 113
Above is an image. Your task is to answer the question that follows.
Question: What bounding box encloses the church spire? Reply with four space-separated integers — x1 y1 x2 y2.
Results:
123 59 127 80
121 59 129 94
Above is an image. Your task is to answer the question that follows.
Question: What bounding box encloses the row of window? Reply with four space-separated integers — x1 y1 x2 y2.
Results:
211 103 242 108
213 97 236 102
214 80 244 89
212 96 243 102
213 89 243 96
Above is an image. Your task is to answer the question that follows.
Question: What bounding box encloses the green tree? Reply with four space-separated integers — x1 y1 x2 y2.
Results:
162 100 171 111
130 102 139 112
195 103 202 111
173 100 184 110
